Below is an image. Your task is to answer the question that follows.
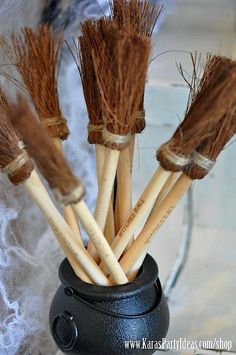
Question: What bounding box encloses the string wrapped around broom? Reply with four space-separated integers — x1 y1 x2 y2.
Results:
10 95 128 285
0 103 109 285
100 54 236 273
119 109 236 279
111 0 163 233
0 24 81 240
84 20 150 263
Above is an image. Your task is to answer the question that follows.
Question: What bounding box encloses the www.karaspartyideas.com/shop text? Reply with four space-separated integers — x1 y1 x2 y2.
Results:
124 337 233 351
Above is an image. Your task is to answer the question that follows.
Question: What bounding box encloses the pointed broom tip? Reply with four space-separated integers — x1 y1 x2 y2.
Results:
9 94 84 203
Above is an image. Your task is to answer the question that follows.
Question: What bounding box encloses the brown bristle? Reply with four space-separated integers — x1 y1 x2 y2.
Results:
185 109 236 180
0 88 9 113
1 25 69 140
111 0 162 36
132 93 146 134
91 24 151 150
79 29 103 145
79 18 119 144
0 112 34 185
157 55 236 172
111 0 162 134
9 95 84 201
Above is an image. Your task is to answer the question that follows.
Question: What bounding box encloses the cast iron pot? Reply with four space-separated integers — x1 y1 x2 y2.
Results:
49 254 169 354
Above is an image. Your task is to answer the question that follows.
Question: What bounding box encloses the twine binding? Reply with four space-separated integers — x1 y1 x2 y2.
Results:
102 127 131 145
54 185 84 205
193 151 215 171
88 123 103 133
42 117 67 128
158 142 192 167
137 110 145 120
18 140 25 149
2 150 29 176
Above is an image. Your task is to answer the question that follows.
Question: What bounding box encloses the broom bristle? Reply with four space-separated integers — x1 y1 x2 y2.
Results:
111 0 162 36
1 25 69 140
91 21 151 150
0 112 34 185
185 109 236 179
9 95 84 201
157 55 236 172
111 0 162 134
79 22 104 145
0 88 9 113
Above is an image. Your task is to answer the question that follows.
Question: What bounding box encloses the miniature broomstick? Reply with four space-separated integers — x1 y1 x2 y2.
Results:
86 20 151 263
111 0 162 232
79 19 123 250
0 106 109 286
79 22 115 243
100 54 236 273
1 25 68 139
119 110 236 278
0 25 81 240
11 96 128 285
79 22 105 174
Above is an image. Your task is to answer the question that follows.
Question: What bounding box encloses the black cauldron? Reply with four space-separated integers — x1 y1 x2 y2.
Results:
49 254 169 354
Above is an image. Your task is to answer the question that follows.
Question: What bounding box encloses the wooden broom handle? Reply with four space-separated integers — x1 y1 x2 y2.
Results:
54 138 83 245
95 143 106 183
119 174 192 275
88 144 115 252
59 235 92 284
64 205 83 242
125 173 179 281
93 148 120 232
150 172 179 213
87 148 120 258
104 201 115 244
116 135 135 235
126 248 148 281
73 200 128 285
100 166 172 273
24 170 110 286
117 147 133 238
87 144 105 255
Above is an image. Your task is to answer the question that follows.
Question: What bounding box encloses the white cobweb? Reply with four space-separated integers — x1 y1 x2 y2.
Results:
0 177 61 354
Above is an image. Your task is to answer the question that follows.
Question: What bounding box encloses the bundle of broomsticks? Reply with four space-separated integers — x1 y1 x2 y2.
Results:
0 0 236 286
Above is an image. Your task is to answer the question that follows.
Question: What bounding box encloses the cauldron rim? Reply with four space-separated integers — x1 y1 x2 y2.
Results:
59 254 159 301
